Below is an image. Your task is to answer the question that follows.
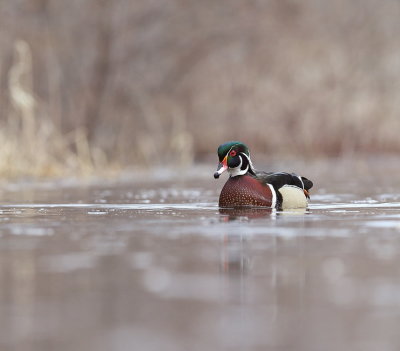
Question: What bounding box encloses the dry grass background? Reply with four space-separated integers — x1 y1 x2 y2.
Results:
1 0 400 178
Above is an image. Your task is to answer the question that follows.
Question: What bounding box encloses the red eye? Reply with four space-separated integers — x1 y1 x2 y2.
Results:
229 150 237 157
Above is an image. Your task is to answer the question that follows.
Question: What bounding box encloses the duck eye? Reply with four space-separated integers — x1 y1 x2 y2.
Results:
229 150 237 157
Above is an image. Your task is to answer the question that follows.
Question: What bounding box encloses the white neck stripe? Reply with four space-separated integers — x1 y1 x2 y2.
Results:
240 152 255 173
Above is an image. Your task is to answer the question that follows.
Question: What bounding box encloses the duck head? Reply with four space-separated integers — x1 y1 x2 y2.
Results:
214 141 256 179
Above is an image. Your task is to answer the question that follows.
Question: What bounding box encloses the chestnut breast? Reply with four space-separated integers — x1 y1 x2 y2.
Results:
219 175 273 207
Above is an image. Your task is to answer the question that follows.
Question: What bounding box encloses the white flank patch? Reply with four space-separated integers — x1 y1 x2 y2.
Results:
268 184 277 208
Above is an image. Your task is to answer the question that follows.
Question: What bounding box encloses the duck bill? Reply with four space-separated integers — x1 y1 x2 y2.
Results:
214 156 228 179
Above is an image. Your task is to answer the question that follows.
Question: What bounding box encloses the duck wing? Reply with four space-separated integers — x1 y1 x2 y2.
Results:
255 171 313 192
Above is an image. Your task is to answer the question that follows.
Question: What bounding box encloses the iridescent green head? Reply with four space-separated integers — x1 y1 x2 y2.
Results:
214 141 254 178
217 141 250 162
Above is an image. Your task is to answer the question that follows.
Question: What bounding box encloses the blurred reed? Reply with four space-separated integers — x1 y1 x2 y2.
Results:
4 40 106 178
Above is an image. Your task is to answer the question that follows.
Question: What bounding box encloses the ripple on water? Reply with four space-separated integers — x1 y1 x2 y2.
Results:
40 253 98 273
10 226 55 236
310 202 400 210
364 220 400 230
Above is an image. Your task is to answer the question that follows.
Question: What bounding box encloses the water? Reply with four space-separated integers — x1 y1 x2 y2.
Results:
1 165 400 351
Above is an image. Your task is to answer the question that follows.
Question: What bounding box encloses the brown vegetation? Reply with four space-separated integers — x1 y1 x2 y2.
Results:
1 0 400 177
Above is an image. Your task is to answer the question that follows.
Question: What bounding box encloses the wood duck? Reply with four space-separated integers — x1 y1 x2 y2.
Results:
214 141 313 209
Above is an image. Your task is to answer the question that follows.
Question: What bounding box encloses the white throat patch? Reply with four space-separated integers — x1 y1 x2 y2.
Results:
228 154 249 177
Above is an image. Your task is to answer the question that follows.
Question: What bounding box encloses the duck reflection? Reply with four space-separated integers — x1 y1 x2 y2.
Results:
219 206 309 222
219 207 273 221
277 208 308 216
220 232 250 274
219 231 250 307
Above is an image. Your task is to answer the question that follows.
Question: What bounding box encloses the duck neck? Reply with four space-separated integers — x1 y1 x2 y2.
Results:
228 153 256 177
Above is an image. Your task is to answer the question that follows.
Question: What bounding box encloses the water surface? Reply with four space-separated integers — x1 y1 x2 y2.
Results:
1 166 400 351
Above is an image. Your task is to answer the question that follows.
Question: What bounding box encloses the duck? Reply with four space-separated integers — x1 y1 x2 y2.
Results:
213 141 313 209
